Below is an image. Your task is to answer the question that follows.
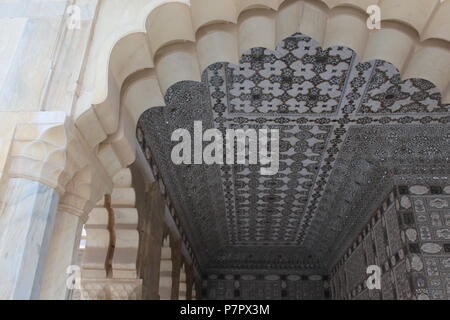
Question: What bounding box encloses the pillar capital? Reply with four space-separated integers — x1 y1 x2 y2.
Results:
7 113 85 194
58 164 112 223
57 203 88 224
0 111 112 198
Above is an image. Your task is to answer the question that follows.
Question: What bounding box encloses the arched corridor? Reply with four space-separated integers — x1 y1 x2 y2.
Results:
0 0 448 301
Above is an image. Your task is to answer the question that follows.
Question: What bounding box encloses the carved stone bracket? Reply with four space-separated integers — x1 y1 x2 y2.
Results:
0 111 113 220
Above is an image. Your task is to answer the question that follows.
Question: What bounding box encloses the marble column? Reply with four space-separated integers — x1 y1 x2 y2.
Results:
0 178 59 299
39 209 83 300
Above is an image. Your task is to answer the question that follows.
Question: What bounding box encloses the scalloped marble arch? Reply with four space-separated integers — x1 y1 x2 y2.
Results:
75 0 450 173
142 32 449 117
72 0 450 272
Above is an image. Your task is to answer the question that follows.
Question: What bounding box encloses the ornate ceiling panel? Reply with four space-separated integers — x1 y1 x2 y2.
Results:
137 33 450 273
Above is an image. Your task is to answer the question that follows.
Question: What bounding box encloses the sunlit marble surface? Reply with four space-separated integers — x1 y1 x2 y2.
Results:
0 178 59 299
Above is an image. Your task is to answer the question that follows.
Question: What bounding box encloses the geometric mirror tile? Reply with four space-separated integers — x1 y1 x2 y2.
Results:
137 33 450 274
331 185 450 300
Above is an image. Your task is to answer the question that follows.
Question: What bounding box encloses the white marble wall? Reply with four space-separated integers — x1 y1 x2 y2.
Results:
0 178 59 299
0 0 98 113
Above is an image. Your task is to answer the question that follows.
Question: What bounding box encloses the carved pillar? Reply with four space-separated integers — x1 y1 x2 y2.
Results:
179 264 187 300
0 114 85 299
39 207 84 300
81 201 111 280
0 112 115 300
110 169 140 279
134 178 167 300
159 236 173 300
40 164 109 299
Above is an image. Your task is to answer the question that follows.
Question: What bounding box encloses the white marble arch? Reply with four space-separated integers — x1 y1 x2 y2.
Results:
71 4 450 269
